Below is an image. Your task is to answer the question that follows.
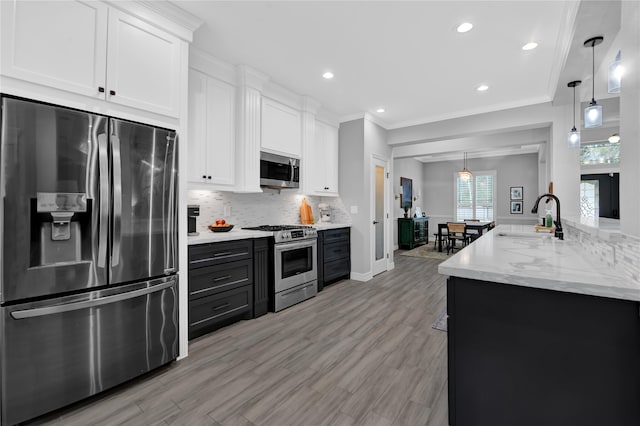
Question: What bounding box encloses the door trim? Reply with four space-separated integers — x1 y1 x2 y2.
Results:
371 154 389 276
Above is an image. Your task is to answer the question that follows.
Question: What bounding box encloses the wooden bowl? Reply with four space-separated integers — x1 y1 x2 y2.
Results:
208 224 234 232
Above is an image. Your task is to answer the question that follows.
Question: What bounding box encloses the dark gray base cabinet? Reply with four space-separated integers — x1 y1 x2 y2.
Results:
318 227 351 291
252 237 271 318
447 276 640 426
188 240 254 339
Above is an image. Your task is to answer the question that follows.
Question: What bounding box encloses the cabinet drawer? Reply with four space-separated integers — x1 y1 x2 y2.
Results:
188 240 252 269
324 258 350 283
321 227 350 244
324 241 350 263
188 285 252 339
188 259 252 300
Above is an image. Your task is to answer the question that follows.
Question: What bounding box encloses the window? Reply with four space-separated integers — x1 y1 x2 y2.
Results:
454 171 496 221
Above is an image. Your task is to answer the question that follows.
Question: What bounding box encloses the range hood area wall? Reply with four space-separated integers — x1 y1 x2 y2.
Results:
187 190 351 233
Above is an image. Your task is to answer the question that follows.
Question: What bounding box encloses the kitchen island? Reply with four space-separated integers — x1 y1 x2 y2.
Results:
439 225 640 426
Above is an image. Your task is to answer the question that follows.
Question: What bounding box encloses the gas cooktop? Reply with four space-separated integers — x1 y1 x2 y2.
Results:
243 225 316 243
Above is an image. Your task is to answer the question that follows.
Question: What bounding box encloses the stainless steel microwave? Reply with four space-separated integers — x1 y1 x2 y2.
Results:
260 151 300 189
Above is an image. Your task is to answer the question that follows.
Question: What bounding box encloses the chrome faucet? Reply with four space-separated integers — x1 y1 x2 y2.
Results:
531 193 563 240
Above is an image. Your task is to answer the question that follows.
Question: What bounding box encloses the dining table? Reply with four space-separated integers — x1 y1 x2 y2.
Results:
437 221 494 252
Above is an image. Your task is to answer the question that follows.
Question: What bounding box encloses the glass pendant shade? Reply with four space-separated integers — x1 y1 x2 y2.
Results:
608 50 622 94
567 127 580 148
458 168 472 181
584 102 602 128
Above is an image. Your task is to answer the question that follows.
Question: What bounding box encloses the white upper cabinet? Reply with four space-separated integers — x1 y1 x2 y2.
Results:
307 120 340 196
1 0 108 98
1 1 181 118
105 9 181 117
261 98 302 157
187 69 236 187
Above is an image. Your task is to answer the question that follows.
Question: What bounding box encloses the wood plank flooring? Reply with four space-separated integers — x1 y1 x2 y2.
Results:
28 251 449 426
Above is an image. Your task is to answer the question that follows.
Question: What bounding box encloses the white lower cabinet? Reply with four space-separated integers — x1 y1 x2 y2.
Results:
306 120 339 196
187 69 236 187
1 0 182 118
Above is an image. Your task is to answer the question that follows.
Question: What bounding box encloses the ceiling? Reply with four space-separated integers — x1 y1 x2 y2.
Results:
173 0 622 161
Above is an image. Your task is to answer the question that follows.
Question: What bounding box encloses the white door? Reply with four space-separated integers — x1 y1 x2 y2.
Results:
372 156 388 276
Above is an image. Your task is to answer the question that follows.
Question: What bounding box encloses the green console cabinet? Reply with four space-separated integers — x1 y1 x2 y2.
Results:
398 217 428 249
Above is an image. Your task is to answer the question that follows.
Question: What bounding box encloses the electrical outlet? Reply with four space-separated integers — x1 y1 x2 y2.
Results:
224 205 231 217
350 205 358 214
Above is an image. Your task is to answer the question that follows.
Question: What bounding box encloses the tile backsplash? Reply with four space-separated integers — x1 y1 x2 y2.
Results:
187 189 352 234
565 224 640 283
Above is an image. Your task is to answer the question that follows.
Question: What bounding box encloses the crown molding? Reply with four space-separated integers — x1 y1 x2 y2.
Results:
547 1 580 102
107 1 203 41
236 65 270 91
189 47 237 85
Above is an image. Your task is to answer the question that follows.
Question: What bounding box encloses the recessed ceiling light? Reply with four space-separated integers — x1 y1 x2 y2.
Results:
376 108 385 113
522 42 538 51
457 22 473 33
476 84 489 92
322 71 334 79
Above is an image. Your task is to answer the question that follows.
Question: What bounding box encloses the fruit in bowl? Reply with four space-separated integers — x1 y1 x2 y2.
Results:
208 219 234 232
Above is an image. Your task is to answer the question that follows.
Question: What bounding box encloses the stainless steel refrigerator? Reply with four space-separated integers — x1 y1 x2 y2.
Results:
0 96 179 425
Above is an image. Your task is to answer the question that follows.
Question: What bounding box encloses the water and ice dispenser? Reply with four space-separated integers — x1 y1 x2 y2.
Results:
35 192 88 265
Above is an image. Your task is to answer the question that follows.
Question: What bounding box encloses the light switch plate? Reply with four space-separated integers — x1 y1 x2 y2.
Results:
350 205 358 214
224 205 231 216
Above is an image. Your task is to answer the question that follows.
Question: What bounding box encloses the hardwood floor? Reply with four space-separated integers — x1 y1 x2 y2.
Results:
29 251 448 426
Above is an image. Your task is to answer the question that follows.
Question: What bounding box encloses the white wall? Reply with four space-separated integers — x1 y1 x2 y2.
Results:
421 153 539 227
339 119 367 276
619 0 640 236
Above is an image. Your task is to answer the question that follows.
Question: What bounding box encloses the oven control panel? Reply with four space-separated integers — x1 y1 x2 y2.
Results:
275 228 317 243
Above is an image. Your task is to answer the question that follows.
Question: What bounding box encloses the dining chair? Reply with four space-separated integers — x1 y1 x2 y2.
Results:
464 219 481 241
446 222 469 254
434 227 448 250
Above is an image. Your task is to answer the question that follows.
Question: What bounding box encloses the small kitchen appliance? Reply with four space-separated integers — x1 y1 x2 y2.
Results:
318 203 332 223
243 225 317 311
188 205 200 236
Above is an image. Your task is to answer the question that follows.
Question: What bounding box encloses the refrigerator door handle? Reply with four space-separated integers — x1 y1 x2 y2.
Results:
97 133 109 268
111 130 122 267
10 280 175 319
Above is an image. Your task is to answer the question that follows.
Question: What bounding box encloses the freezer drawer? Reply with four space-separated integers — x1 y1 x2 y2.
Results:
0 277 179 426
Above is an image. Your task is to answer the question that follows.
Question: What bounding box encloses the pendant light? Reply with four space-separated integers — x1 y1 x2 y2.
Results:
567 80 581 148
584 36 604 128
458 152 472 181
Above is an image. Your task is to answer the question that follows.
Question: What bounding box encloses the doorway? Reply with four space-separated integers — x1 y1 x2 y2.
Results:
581 173 619 219
371 156 388 276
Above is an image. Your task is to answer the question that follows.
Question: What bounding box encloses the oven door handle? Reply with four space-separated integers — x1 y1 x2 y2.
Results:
274 240 316 252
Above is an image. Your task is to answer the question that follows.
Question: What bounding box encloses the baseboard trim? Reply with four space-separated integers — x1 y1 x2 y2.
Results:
350 271 373 282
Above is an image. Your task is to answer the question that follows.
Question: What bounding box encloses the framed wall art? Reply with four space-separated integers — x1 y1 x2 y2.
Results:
510 186 523 200
510 201 523 214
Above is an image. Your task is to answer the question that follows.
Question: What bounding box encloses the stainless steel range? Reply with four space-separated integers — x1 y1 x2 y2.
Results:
243 225 317 311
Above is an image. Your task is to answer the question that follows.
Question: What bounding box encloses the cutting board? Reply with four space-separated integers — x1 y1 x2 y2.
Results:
535 224 555 233
300 197 314 224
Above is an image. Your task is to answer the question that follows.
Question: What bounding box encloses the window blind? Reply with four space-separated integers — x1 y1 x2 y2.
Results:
455 172 495 221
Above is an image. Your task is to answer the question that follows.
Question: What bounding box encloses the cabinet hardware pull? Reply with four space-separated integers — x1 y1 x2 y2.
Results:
202 175 206 179
213 275 232 282
110 90 116 96
212 303 230 311
98 86 105 93
207 176 212 179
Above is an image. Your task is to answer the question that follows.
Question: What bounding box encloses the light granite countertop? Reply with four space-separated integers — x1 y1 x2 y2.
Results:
187 223 351 245
438 224 638 301
187 229 272 245
313 223 352 230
